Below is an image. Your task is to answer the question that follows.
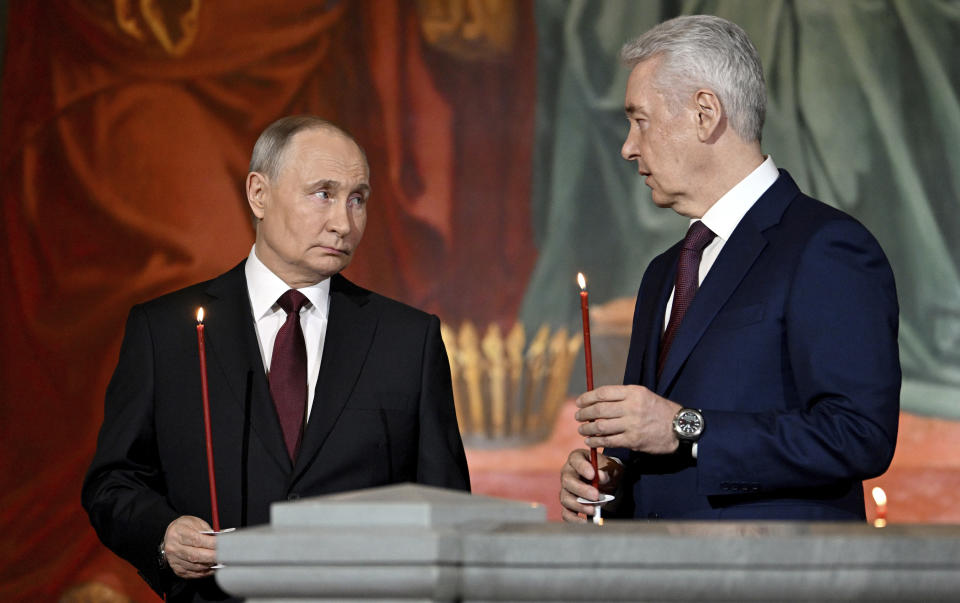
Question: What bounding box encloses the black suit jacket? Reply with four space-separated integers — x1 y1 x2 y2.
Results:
607 170 900 520
82 262 470 601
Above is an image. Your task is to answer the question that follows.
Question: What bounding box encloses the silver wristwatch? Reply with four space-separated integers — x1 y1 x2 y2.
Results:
672 408 705 442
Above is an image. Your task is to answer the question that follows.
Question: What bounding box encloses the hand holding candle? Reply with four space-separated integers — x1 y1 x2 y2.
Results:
196 308 221 532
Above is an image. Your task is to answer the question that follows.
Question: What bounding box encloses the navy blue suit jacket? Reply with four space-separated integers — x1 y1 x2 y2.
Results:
607 170 900 520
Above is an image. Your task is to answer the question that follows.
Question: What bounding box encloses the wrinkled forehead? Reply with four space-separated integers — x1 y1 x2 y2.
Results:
284 128 370 181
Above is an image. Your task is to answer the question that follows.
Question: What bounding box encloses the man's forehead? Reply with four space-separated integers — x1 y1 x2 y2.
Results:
288 130 368 172
624 57 667 115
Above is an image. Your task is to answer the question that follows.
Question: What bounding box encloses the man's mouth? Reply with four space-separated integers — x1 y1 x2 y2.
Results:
318 245 349 256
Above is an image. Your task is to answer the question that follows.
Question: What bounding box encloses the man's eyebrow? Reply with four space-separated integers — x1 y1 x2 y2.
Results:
307 179 340 190
625 103 645 116
306 179 371 196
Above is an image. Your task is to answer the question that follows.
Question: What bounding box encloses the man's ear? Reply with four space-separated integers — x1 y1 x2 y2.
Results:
246 172 268 220
694 89 724 142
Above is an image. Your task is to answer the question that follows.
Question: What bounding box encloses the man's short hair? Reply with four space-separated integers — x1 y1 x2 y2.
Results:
249 115 368 180
620 15 766 142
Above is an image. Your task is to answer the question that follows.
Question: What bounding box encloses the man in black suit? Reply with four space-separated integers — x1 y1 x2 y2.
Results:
83 116 470 601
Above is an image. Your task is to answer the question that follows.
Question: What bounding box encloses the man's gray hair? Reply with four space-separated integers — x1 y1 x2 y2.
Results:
249 115 367 179
620 15 766 142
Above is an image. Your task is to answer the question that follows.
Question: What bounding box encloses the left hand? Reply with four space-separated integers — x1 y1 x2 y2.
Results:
575 385 682 454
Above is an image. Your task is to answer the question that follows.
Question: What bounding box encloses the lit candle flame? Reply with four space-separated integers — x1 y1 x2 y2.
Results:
872 486 887 507
197 307 205 323
577 272 586 290
872 486 887 528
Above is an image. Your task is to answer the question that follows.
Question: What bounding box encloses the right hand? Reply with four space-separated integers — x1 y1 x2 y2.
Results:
162 516 218 579
559 449 622 523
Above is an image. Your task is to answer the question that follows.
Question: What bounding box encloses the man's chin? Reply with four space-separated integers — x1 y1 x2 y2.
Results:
650 192 672 208
313 257 351 278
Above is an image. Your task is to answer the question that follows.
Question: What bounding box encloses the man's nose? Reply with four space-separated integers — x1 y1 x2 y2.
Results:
326 199 351 236
621 133 638 161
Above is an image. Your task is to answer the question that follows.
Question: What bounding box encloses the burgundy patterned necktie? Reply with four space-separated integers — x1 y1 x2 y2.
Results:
658 221 717 380
270 289 309 461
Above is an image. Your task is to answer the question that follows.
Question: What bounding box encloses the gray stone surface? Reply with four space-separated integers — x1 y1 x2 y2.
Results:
269 482 545 527
216 484 960 602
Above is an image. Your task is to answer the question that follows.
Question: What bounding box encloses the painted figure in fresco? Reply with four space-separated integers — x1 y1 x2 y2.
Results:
560 15 900 521
82 116 470 602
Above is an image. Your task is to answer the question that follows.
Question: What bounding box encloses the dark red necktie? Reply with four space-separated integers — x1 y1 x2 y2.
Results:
270 289 309 461
658 221 717 380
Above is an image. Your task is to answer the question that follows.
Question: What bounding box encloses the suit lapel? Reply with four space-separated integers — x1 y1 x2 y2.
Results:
642 254 677 388
204 262 291 473
656 170 799 393
292 274 378 482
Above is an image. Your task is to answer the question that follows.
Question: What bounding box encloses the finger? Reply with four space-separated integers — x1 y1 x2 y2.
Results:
579 416 629 438
169 550 217 570
560 507 588 523
596 464 622 488
560 487 599 516
172 558 215 574
565 450 598 480
190 518 214 533
173 527 218 551
185 545 218 566
561 467 600 503
576 386 620 408
172 565 215 580
584 433 629 449
186 533 218 551
575 401 625 422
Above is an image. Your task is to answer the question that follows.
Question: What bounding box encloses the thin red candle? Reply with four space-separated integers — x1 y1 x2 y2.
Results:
577 273 600 491
196 308 220 532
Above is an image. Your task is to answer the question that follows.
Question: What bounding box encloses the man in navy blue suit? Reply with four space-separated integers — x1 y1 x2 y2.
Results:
560 15 900 521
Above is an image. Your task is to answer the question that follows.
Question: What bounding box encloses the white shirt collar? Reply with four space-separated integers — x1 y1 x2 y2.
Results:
697 156 779 240
244 245 330 319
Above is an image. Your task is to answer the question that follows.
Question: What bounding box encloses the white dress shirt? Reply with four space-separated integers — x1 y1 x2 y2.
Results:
244 246 330 420
663 156 780 325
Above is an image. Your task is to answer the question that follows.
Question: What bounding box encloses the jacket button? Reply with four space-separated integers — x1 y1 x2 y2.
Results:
287 492 300 500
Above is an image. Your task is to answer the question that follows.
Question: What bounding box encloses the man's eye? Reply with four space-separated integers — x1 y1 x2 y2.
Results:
314 190 330 200
348 195 366 208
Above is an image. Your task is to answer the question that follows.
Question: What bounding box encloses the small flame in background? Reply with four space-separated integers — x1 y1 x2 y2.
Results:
872 487 887 507
197 307 205 323
577 272 586 291
872 486 887 528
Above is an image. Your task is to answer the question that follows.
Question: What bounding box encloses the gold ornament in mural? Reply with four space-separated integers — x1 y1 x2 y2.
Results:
112 0 200 56
442 322 580 446
416 0 517 61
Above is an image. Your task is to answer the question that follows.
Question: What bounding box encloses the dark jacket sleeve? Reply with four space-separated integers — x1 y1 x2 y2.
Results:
415 315 471 491
81 305 182 597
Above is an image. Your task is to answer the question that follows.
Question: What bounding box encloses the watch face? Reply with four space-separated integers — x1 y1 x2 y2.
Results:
675 409 703 439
